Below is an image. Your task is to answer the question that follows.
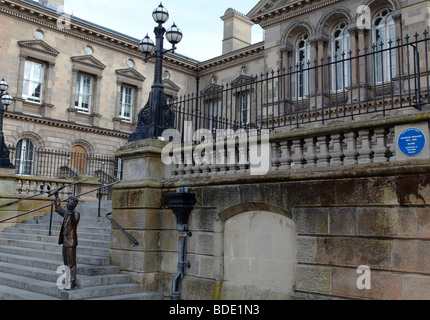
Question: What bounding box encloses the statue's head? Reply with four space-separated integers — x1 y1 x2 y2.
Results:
67 196 79 210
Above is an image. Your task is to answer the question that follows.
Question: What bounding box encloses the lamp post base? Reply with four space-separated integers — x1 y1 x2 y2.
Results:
0 136 13 169
128 87 175 142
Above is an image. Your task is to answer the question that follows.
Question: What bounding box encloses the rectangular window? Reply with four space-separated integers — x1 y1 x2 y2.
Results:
240 92 250 125
75 73 93 113
22 60 44 103
119 85 134 122
209 100 218 132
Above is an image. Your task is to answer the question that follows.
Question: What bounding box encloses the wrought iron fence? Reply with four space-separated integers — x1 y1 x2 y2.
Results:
169 31 429 140
8 146 122 183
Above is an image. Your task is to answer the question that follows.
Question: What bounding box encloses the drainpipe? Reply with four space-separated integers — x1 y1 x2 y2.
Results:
165 187 197 300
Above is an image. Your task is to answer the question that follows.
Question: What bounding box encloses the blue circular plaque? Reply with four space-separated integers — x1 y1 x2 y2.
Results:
398 127 426 156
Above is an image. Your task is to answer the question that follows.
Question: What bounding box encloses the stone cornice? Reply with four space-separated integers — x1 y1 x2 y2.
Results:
250 0 343 28
196 42 265 74
0 0 199 71
5 111 130 139
1 0 268 75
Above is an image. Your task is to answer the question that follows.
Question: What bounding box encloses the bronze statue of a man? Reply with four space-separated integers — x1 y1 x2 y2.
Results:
54 192 80 290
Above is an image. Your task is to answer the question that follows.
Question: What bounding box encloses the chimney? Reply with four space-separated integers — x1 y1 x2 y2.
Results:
221 8 254 54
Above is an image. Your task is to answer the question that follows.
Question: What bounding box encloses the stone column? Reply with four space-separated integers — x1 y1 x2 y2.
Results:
0 168 17 232
111 138 171 293
357 29 368 85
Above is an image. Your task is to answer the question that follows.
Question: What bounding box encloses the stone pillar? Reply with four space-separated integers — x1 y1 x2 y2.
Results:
111 139 171 293
357 29 368 86
0 168 17 232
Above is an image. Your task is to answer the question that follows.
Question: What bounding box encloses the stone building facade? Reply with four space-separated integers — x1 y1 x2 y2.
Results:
1 0 430 300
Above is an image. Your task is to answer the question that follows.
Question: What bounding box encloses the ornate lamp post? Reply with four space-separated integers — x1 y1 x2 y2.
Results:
0 78 14 169
129 3 183 142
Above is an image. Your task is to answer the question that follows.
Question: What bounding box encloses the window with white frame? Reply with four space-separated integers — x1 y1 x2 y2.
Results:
240 92 251 126
331 22 351 91
296 33 311 99
209 99 219 132
373 8 397 83
75 73 93 113
22 60 44 103
119 85 134 122
15 138 35 176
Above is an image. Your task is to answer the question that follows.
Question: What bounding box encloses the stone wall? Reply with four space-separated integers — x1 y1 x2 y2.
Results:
111 117 430 299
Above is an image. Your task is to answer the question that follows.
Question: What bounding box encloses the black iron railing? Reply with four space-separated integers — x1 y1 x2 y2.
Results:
8 147 122 182
169 31 429 139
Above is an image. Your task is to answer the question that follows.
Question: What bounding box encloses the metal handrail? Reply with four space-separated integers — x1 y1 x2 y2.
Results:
0 179 89 209
0 180 120 225
105 212 139 245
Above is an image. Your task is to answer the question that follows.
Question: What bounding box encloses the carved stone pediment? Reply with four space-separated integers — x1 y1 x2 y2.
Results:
18 40 60 57
116 68 146 82
202 83 223 94
248 0 316 24
116 68 146 87
231 75 255 86
162 79 181 96
248 0 285 20
71 55 106 71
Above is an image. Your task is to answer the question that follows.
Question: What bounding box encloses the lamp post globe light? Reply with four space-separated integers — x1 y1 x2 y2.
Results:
129 3 183 142
0 78 14 169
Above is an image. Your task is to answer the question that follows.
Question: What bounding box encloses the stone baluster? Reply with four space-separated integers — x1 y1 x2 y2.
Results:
357 129 373 164
278 141 292 170
373 128 389 163
176 152 185 177
183 152 194 177
291 139 304 169
171 151 181 176
330 133 344 166
226 147 238 175
23 180 31 194
208 148 218 176
271 142 280 172
237 144 248 174
387 127 396 162
217 143 228 176
317 135 331 167
343 132 358 165
16 179 23 194
304 137 317 168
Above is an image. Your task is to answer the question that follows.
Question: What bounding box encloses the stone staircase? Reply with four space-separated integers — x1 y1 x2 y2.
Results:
0 200 163 300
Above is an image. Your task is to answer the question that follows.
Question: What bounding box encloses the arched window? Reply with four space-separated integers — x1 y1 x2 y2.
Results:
331 22 350 91
296 33 311 99
372 8 397 83
15 139 35 176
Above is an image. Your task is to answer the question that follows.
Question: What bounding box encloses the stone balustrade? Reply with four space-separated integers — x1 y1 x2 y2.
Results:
169 114 430 179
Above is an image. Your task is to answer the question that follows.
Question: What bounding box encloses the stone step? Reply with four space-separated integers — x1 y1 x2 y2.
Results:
10 222 112 236
0 261 131 288
0 239 110 257
0 245 109 266
0 200 164 300
2 227 111 242
0 232 110 249
0 252 120 276
0 273 142 300
89 292 164 300
0 285 59 300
